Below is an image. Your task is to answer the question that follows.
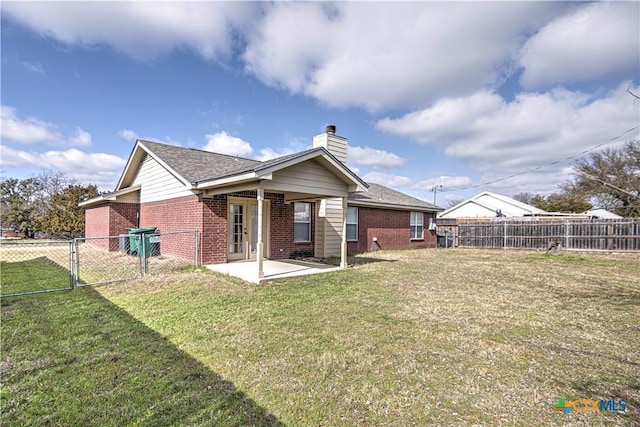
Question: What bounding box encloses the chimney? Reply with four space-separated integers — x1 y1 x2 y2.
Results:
313 124 348 164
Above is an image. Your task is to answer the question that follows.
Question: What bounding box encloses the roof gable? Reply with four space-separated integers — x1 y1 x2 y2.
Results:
439 191 546 218
117 140 366 193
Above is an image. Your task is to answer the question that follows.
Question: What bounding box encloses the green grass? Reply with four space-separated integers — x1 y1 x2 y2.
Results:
2 249 639 425
0 288 281 426
1 258 71 296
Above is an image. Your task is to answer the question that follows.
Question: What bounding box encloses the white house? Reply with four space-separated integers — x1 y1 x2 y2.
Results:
438 191 546 219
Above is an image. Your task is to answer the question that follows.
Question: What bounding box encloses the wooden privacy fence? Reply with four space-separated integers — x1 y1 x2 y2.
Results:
458 219 640 251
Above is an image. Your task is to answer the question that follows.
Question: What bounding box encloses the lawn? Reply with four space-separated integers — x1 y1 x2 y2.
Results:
1 249 638 426
1 257 72 295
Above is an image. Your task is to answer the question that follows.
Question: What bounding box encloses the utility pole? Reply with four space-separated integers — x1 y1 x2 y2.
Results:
431 185 443 205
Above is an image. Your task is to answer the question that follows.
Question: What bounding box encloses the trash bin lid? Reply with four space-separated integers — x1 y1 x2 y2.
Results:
127 227 157 234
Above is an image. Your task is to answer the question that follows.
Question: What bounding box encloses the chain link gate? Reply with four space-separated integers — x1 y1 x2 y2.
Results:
1 230 199 297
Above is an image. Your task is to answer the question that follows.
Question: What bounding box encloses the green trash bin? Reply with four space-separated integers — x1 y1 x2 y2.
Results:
127 227 159 257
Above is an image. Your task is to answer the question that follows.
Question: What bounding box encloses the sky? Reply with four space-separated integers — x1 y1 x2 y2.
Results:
1 1 639 207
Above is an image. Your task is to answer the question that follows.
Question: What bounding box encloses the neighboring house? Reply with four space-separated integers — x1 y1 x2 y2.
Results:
80 126 442 276
438 191 546 220
582 208 623 219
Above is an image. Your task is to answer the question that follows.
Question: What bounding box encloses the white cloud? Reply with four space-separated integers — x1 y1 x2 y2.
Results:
1 105 92 147
348 145 404 169
376 83 640 195
243 2 561 112
519 2 640 88
203 132 253 157
5 2 637 115
21 61 45 74
255 147 296 162
68 128 92 146
2 2 258 62
362 172 411 188
0 145 125 190
412 176 473 192
118 129 138 141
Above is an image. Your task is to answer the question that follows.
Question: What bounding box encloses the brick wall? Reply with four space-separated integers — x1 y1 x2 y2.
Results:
221 192 315 261
85 192 318 264
84 203 139 251
269 196 315 259
138 194 214 264
347 207 436 254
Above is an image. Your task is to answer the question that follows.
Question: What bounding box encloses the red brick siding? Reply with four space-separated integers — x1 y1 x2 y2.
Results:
204 196 228 264
84 192 318 263
219 192 315 261
139 195 212 264
269 197 315 259
84 203 139 251
347 207 436 254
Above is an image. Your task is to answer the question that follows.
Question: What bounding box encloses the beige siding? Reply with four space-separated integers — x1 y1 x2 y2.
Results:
313 134 348 164
269 159 348 197
315 198 344 258
132 155 193 203
116 192 140 203
314 203 325 256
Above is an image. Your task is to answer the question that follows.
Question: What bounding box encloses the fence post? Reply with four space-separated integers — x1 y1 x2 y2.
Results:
565 221 570 251
503 222 508 249
141 234 148 276
74 239 80 288
69 241 75 290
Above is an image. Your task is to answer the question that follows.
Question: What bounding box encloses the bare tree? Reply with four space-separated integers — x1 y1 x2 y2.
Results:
512 192 537 205
564 140 640 217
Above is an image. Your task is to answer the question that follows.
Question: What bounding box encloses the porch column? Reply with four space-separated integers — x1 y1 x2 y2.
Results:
257 187 265 279
341 197 348 268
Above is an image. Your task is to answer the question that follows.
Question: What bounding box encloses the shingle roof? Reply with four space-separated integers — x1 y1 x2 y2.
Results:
137 141 431 211
349 183 442 211
139 140 261 183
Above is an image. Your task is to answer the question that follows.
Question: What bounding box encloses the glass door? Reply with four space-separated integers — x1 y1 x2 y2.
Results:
228 199 270 261
228 203 245 261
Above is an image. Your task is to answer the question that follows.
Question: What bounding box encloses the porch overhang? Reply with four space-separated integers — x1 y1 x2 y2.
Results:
79 185 141 208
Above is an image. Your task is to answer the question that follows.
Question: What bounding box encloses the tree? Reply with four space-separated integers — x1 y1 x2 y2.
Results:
445 198 465 208
513 192 537 205
37 184 98 239
1 177 40 238
565 140 640 217
532 193 592 213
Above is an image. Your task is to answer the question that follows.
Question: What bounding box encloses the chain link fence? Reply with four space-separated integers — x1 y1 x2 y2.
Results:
1 230 199 297
0 240 73 297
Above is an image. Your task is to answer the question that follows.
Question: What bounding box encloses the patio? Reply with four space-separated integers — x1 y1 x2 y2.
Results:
206 259 342 283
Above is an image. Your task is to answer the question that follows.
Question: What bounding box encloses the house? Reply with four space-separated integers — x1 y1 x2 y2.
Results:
438 191 546 220
582 208 623 219
80 126 442 277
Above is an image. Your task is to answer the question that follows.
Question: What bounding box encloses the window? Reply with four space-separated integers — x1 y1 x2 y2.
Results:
410 211 424 240
346 207 358 241
294 202 311 242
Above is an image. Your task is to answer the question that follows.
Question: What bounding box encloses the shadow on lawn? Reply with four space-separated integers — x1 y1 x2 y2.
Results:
0 288 283 426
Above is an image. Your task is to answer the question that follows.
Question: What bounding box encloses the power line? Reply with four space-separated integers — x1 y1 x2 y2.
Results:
440 124 639 193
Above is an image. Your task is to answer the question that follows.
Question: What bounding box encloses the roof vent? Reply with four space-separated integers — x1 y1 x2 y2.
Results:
326 125 336 134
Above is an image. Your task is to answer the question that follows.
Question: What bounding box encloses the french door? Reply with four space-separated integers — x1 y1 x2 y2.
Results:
228 198 269 261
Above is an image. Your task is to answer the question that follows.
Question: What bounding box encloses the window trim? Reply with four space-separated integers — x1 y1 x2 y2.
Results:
410 211 424 240
294 202 312 243
346 206 358 242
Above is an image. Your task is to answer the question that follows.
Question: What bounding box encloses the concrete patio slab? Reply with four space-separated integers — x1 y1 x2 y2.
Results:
206 259 342 283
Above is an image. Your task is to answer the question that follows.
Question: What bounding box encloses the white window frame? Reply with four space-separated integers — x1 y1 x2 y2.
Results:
294 202 312 243
410 211 424 240
346 206 358 242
